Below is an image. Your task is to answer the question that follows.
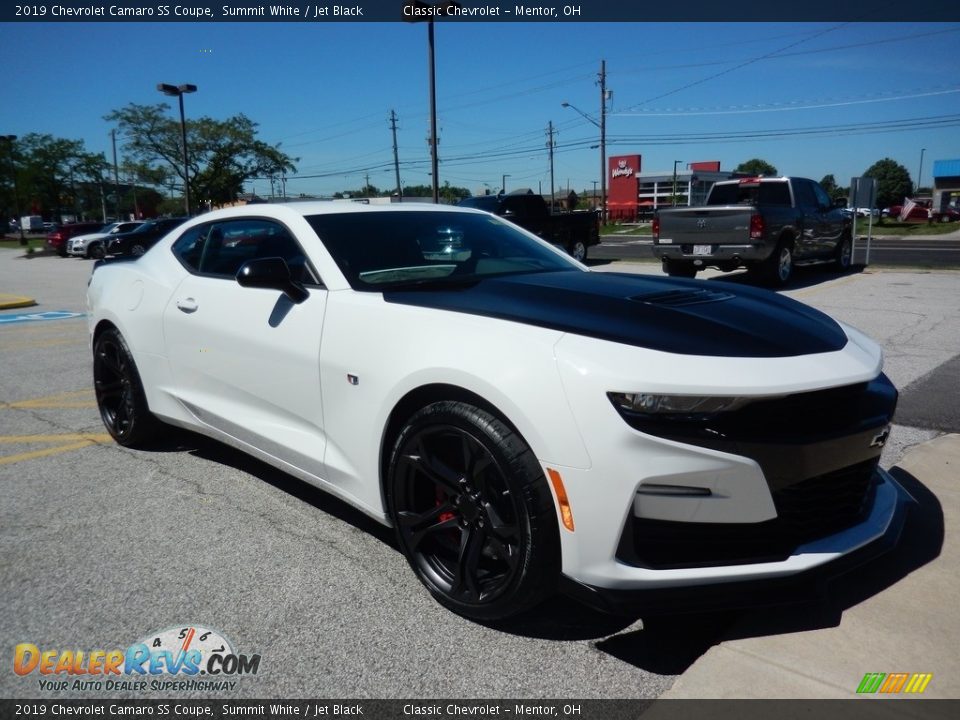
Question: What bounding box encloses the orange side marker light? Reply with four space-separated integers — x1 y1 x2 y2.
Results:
547 468 575 532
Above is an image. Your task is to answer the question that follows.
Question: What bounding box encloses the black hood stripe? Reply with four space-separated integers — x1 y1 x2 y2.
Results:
382 271 847 358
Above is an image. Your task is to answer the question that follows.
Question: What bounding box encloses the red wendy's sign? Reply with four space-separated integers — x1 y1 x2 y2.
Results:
608 155 641 219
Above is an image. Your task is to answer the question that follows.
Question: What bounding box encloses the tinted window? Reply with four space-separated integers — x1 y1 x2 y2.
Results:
793 180 818 209
172 219 319 284
305 210 578 290
707 181 791 206
812 182 832 209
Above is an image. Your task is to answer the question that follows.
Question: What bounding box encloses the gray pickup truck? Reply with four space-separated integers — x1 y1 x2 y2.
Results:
652 176 852 285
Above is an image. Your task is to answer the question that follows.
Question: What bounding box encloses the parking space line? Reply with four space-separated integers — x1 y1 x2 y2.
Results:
0 433 112 466
1 389 96 409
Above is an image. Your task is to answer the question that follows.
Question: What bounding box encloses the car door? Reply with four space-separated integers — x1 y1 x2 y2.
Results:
790 179 825 258
162 217 329 480
811 180 845 254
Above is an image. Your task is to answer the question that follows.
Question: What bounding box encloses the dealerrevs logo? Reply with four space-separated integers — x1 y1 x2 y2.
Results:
14 625 260 693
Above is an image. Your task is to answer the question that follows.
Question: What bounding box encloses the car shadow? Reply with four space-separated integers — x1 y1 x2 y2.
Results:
141 429 942 673
591 467 942 675
145 427 398 549
706 263 865 291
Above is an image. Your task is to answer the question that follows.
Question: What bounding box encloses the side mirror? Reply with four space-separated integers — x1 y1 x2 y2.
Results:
236 257 309 304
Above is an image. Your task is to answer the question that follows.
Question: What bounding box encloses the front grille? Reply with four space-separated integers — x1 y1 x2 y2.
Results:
773 459 877 539
618 460 879 570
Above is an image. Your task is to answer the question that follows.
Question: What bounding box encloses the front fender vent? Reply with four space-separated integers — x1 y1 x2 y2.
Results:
631 288 735 307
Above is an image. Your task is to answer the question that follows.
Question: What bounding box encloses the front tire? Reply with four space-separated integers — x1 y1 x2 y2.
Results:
93 327 163 447
130 243 147 256
834 233 852 272
387 401 560 621
88 242 106 260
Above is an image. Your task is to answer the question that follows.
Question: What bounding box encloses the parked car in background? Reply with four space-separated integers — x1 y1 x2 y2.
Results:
458 191 600 262
46 221 105 257
67 221 144 259
105 217 188 256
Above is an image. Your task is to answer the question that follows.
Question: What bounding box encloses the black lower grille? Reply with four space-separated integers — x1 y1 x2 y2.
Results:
618 460 879 570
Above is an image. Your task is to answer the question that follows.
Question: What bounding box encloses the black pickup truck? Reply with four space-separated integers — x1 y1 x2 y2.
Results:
458 192 600 261
652 177 852 285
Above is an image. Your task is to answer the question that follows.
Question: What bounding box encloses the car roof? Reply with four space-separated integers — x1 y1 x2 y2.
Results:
190 202 486 225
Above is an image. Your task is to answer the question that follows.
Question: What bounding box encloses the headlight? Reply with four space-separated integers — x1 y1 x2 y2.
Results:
608 392 754 416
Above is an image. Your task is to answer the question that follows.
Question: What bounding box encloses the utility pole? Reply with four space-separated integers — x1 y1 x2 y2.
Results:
599 59 608 224
364 172 371 195
111 129 121 220
390 109 402 200
546 121 556 213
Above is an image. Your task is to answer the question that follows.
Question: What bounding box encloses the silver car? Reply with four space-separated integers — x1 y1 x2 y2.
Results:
68 221 144 259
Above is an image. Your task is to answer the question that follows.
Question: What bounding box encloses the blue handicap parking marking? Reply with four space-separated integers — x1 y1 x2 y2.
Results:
0 310 86 325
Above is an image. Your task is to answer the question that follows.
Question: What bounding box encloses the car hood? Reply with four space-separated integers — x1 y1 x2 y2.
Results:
382 270 848 358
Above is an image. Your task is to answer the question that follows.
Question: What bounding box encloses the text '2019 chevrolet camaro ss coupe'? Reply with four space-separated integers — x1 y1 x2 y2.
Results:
87 202 913 620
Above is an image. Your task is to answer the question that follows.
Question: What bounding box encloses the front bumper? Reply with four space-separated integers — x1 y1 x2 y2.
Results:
560 469 914 614
547 330 900 601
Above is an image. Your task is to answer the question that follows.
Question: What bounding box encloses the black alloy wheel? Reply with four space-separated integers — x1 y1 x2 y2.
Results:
130 242 147 256
388 401 559 620
88 242 105 260
93 328 161 447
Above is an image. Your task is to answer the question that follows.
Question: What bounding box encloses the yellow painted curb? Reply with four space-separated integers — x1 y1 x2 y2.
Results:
0 293 37 310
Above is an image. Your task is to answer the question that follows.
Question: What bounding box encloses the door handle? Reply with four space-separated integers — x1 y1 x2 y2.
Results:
176 297 198 313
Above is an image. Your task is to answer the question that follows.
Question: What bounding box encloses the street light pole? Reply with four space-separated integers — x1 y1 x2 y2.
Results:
404 2 459 204
672 160 684 206
157 83 197 216
501 174 510 194
1 135 25 244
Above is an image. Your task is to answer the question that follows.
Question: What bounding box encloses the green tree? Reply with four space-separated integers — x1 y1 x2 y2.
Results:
15 134 107 221
734 158 778 176
105 104 297 213
439 181 470 204
819 174 847 202
863 158 913 209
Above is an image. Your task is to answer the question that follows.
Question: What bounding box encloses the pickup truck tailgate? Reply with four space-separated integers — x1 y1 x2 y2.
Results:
656 206 754 246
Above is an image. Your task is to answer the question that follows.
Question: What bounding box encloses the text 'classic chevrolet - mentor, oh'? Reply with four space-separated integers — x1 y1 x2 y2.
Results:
87 201 913 621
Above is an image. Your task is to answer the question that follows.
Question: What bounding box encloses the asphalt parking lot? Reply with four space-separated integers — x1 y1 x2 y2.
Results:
1 249 958 700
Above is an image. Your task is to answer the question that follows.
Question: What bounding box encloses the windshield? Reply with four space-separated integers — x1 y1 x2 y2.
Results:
306 210 579 290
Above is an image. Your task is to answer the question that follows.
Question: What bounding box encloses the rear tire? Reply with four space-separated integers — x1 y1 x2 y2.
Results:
387 401 560 621
568 240 588 262
760 240 794 286
662 260 697 278
93 328 164 447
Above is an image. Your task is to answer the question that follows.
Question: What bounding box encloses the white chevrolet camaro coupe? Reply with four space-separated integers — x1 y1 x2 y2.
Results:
87 202 912 620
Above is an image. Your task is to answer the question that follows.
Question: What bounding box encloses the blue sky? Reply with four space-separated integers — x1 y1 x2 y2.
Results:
1 21 958 197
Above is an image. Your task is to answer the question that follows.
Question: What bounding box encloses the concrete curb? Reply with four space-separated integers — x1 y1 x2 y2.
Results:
663 433 960 698
0 293 37 310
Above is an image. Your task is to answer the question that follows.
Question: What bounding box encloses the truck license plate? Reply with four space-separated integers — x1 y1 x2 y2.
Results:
693 245 712 255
